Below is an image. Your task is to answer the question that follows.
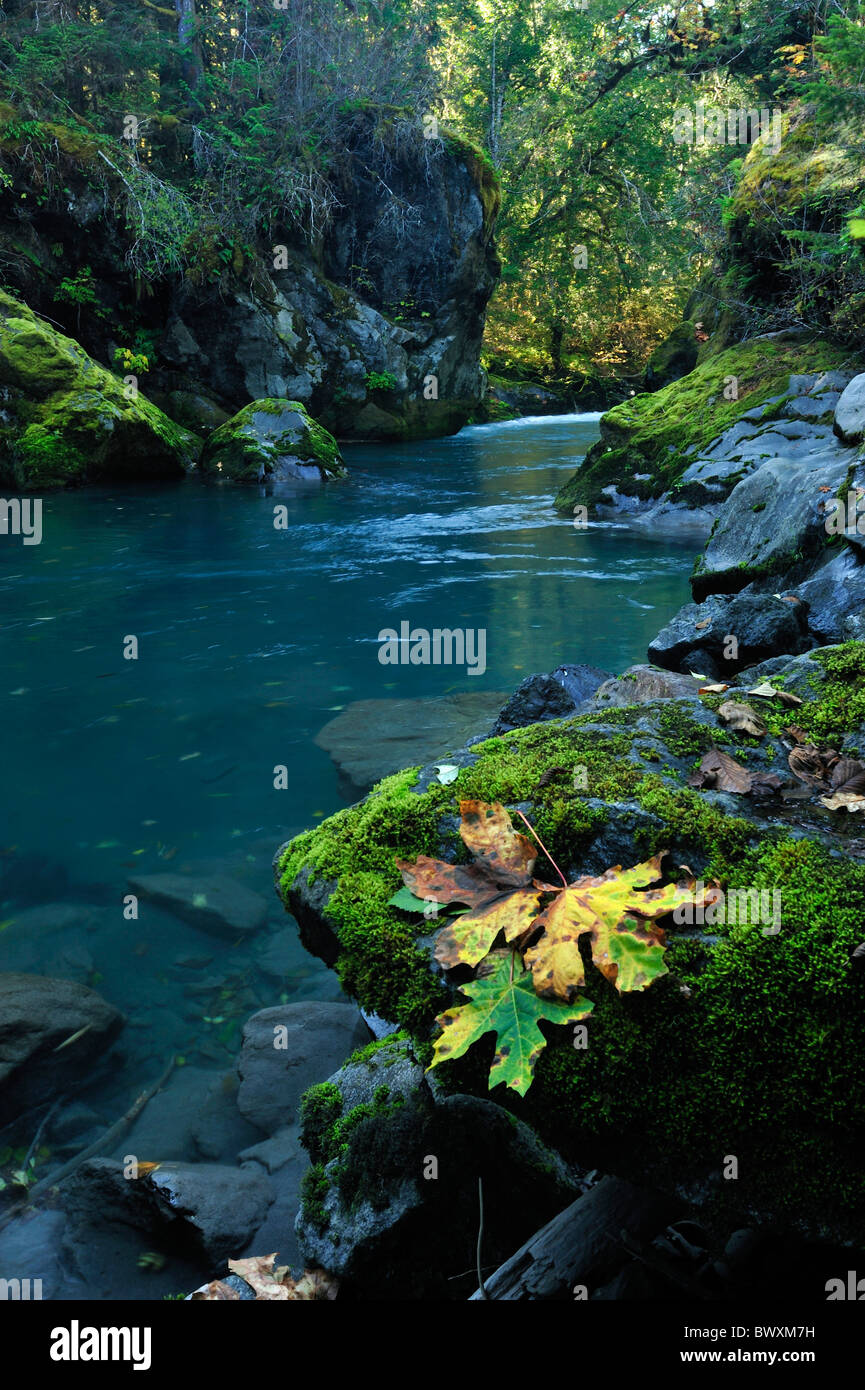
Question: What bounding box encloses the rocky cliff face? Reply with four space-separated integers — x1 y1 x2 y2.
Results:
0 107 500 446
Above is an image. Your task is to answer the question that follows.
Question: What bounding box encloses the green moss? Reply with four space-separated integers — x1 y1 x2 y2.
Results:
554 337 850 514
0 290 199 488
201 399 344 481
300 1164 331 1233
299 1082 343 1165
279 682 865 1237
759 642 865 742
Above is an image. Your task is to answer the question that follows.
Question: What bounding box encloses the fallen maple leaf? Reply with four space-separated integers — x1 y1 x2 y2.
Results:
718 701 767 737
526 853 716 999
428 953 593 1096
396 801 541 968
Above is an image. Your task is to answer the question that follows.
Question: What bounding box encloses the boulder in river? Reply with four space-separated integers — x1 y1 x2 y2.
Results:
199 398 345 483
0 289 199 490
275 643 865 1248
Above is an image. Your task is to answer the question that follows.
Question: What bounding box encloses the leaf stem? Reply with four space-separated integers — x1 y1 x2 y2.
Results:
515 809 568 889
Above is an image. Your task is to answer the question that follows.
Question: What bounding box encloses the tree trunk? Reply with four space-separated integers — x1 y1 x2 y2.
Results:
175 0 203 95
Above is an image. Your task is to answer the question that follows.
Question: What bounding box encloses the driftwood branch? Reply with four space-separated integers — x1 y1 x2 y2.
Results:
0 1057 176 1233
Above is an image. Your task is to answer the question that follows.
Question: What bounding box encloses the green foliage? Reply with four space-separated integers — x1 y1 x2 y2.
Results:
364 370 398 393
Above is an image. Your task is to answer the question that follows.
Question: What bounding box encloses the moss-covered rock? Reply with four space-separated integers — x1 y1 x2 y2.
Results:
553 336 851 515
275 645 865 1242
294 1034 580 1297
0 290 200 489
199 399 346 483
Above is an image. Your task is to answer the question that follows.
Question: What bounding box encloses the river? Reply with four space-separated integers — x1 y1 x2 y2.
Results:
0 414 693 1062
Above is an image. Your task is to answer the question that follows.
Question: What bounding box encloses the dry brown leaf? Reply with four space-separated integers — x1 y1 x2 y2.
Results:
457 800 537 884
784 724 808 744
830 758 865 795
699 682 729 694
190 1281 241 1300
819 791 865 813
687 749 752 793
695 619 711 630
718 701 767 737
226 1255 339 1301
747 771 787 796
788 744 829 788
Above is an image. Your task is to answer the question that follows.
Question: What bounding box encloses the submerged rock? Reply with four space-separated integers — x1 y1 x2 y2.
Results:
199 398 345 484
314 690 508 792
127 873 269 939
0 973 124 1127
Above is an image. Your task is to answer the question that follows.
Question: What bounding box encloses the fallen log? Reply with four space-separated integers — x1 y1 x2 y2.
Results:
469 1175 681 1300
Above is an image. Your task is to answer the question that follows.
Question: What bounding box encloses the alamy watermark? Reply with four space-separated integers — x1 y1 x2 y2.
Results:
0 497 42 545
674 884 781 936
377 621 486 676
673 102 782 154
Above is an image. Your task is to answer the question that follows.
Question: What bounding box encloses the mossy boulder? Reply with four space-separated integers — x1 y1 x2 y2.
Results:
295 1034 581 1297
199 399 345 483
276 643 865 1242
0 291 200 489
554 337 851 516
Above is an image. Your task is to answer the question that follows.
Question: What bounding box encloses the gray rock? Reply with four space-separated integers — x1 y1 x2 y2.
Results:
127 873 268 939
0 1209 67 1300
236 1002 369 1134
589 665 704 708
796 548 865 642
491 664 610 734
691 437 852 600
314 691 507 792
0 974 124 1127
295 1038 581 1296
239 1125 302 1174
62 1157 274 1264
834 372 865 444
648 591 809 675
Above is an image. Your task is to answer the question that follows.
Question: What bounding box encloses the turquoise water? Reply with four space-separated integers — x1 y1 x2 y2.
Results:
0 415 693 1051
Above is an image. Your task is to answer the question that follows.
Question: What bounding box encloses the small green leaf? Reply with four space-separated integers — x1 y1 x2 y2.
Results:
429 955 593 1096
